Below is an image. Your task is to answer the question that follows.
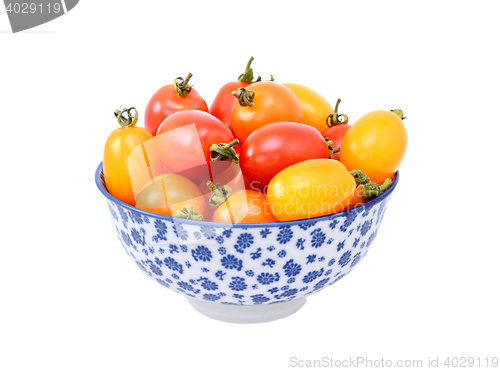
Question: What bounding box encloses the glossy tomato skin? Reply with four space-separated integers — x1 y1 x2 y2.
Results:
103 126 153 206
210 81 248 129
135 173 207 218
283 83 334 133
267 159 356 222
239 122 329 191
144 84 208 136
212 190 278 224
156 110 235 180
231 81 303 143
209 81 246 153
340 110 407 184
322 124 351 161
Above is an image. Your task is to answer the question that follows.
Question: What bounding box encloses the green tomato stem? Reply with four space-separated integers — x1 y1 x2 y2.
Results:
232 87 255 107
206 181 232 208
238 56 261 84
350 170 392 202
173 205 203 220
379 177 393 192
209 139 240 164
324 137 340 159
350 170 371 187
114 107 138 127
361 182 381 202
174 73 193 97
326 98 349 127
391 109 406 120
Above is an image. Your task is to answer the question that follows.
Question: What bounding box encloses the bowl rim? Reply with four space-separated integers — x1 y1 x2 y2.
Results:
95 162 399 229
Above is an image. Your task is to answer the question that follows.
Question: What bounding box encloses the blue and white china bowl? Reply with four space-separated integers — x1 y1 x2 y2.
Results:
96 163 399 323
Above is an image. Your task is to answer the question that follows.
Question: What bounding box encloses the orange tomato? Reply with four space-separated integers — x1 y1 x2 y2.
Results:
212 190 278 224
282 83 334 132
231 81 303 143
135 174 207 218
340 110 407 184
267 159 356 222
103 108 153 206
210 56 261 131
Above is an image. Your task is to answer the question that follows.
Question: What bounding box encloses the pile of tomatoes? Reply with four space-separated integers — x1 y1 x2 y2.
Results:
103 57 407 223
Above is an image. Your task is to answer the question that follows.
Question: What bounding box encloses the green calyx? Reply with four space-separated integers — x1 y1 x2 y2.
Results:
326 98 349 127
350 170 393 202
350 170 371 187
238 56 262 84
324 137 340 159
391 109 406 120
379 177 393 192
207 181 232 208
232 87 255 107
173 73 193 97
114 107 138 127
362 182 381 202
209 139 240 164
173 205 203 220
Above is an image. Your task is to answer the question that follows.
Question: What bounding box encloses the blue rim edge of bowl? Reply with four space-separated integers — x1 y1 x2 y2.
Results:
95 162 399 229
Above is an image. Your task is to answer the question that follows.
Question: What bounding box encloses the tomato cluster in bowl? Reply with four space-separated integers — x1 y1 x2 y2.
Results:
102 57 407 224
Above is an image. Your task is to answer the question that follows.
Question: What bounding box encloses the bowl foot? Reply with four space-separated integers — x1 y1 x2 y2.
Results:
186 297 307 324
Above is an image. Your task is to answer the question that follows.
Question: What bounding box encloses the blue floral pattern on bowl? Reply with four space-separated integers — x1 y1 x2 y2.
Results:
96 163 398 306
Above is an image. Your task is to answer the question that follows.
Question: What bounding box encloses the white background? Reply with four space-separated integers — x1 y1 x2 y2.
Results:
1 1 499 370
